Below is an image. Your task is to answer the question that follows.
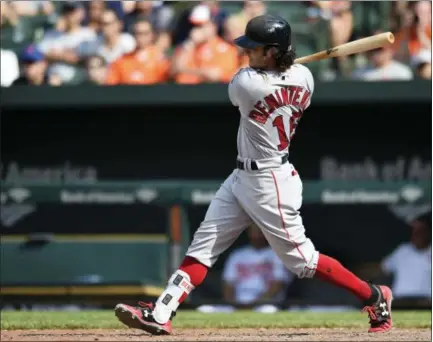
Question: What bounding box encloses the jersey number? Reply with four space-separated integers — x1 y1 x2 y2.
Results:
272 112 302 151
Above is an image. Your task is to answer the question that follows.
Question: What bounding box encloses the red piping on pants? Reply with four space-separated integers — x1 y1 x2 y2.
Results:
270 170 315 272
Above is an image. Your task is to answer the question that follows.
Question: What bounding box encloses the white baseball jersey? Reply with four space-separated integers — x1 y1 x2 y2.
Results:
228 65 314 161
223 246 292 304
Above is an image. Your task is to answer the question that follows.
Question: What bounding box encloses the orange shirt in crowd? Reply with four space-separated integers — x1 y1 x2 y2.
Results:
395 24 432 57
106 46 169 85
175 36 239 84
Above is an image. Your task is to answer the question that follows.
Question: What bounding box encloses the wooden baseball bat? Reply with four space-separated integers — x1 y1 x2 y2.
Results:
294 32 395 64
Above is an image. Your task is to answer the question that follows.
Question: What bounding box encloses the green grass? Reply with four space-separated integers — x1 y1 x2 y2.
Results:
1 310 431 330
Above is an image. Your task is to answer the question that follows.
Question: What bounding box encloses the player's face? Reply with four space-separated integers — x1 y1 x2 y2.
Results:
245 47 266 69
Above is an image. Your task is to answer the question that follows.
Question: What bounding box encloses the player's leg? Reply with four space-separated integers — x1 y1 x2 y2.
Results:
115 172 252 335
233 164 392 333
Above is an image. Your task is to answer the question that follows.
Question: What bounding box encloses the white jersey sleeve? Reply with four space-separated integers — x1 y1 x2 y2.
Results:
228 68 246 107
228 67 269 115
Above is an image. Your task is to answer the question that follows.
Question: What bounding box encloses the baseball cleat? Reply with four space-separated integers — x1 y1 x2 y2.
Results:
114 302 172 335
362 285 393 333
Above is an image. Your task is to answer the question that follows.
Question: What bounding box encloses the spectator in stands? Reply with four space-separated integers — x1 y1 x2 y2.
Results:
1 49 19 87
172 1 228 47
123 1 174 52
12 45 60 86
312 1 353 47
171 4 239 84
196 224 292 313
223 1 266 70
411 49 431 80
351 2 391 39
410 1 431 79
7 1 55 17
352 31 413 81
82 9 135 64
381 218 432 300
204 1 229 38
85 55 107 85
84 0 125 33
105 18 169 85
390 1 411 34
358 215 431 306
310 1 353 76
1 1 19 27
223 16 249 69
394 1 431 79
37 1 97 84
221 224 292 310
122 1 137 15
84 0 106 33
225 1 266 42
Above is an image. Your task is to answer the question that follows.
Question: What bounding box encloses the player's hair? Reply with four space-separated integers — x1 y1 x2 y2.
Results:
264 46 297 72
274 48 297 72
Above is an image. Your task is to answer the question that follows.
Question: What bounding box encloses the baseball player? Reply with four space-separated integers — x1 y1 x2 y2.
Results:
115 15 393 335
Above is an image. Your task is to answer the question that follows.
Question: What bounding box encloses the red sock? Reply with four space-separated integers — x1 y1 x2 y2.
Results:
315 253 372 301
178 256 208 303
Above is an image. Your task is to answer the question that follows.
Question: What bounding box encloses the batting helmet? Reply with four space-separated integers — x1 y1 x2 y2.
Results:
234 14 292 52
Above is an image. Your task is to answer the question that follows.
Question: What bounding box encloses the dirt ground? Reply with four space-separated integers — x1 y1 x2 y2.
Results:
1 328 431 341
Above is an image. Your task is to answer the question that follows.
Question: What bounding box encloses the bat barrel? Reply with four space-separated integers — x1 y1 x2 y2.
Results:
295 32 395 65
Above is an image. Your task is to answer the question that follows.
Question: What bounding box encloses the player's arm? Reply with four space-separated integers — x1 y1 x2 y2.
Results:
228 68 258 109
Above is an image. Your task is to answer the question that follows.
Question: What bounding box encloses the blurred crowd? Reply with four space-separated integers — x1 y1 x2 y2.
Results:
1 0 431 87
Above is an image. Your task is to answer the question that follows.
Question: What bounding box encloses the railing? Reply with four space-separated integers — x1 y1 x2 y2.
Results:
2 81 431 109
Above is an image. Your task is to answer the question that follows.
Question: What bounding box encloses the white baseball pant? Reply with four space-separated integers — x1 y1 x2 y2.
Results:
186 161 319 278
